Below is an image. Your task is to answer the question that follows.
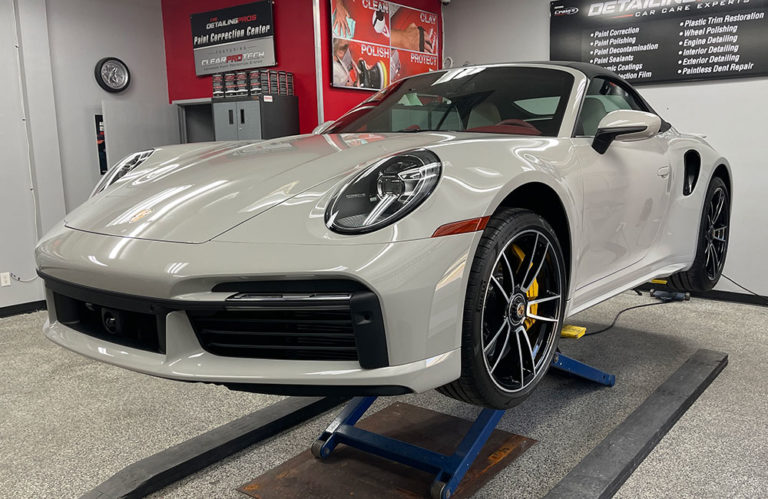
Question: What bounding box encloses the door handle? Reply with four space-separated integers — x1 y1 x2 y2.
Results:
240 108 245 125
228 109 234 125
656 166 670 178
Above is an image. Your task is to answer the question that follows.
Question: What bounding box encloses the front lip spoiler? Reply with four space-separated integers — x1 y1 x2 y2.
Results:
222 383 412 397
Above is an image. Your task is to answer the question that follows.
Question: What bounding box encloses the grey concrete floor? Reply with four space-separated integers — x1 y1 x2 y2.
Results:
0 291 765 498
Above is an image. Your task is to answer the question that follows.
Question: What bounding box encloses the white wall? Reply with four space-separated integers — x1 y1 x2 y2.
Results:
16 0 67 236
443 0 549 65
46 0 172 210
0 0 47 308
1 0 173 309
443 0 768 296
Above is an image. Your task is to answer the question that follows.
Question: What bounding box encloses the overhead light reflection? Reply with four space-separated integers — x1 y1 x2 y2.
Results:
356 226 398 271
443 176 501 194
107 222 149 259
108 186 190 226
165 262 189 275
87 255 107 267
148 180 228 221
473 168 501 177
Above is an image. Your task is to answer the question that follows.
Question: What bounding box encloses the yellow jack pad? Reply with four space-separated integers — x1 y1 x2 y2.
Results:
561 325 586 339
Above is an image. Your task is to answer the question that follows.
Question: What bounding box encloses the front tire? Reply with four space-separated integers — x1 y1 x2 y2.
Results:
669 176 730 292
438 208 567 409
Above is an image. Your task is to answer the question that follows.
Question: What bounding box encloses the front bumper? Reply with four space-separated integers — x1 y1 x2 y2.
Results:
36 224 476 393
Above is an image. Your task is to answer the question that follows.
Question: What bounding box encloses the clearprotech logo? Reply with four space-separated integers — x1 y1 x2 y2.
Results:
200 51 266 66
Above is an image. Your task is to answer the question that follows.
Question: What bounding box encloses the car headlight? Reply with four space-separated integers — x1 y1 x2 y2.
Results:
326 149 442 234
91 149 154 197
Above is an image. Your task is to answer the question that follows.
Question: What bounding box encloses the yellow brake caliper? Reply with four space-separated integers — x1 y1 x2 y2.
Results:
510 244 538 329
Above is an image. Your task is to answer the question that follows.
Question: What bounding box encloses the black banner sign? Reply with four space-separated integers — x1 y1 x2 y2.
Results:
550 0 768 84
191 1 276 76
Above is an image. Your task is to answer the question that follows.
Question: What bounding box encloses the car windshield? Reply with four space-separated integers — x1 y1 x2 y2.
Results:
327 66 574 137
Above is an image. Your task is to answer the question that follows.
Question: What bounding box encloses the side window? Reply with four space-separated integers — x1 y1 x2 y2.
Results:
576 77 646 137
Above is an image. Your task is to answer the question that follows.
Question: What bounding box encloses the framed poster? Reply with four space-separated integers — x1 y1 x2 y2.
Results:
330 0 440 90
191 1 276 76
550 0 768 84
94 114 107 174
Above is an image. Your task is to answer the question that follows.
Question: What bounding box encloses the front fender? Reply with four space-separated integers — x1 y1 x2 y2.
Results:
217 136 581 247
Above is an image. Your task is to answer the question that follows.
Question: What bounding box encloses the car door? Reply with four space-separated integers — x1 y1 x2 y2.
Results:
572 77 672 289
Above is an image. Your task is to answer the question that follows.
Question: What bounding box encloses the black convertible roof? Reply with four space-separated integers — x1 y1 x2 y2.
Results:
528 61 624 80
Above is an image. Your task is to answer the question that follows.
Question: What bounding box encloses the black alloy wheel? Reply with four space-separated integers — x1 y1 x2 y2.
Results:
669 176 730 292
439 208 566 409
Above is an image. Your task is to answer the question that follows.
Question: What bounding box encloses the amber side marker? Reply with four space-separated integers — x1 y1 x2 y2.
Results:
432 216 490 238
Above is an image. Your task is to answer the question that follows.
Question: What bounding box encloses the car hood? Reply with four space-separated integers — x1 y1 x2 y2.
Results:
64 133 454 243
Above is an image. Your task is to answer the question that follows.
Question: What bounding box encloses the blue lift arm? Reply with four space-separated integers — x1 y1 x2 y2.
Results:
312 352 614 499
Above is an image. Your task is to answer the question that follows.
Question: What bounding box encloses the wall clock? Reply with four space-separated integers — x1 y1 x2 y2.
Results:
94 57 131 93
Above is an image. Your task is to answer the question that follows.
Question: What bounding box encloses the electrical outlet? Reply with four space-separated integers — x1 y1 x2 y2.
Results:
0 272 10 287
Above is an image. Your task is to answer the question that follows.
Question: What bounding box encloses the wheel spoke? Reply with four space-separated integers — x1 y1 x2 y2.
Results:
526 294 561 323
490 276 509 302
519 233 539 291
513 325 524 384
484 320 509 354
526 311 559 323
713 226 728 242
528 294 561 306
713 190 725 223
500 252 516 292
522 241 549 293
517 326 536 375
490 327 511 374
711 241 721 272
706 242 716 276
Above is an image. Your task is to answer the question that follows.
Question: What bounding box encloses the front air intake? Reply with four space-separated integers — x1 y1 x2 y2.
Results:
188 281 388 368
188 295 358 361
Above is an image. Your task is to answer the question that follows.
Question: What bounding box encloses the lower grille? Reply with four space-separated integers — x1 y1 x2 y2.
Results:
52 292 163 354
188 306 358 361
41 274 389 368
189 282 388 367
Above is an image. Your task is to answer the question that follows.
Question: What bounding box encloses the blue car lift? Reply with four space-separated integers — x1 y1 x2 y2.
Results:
311 351 615 499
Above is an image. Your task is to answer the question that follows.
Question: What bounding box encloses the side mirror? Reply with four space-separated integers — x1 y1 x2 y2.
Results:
592 110 662 154
313 120 335 134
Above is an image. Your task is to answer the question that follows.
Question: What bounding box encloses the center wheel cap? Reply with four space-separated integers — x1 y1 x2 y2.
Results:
508 294 527 326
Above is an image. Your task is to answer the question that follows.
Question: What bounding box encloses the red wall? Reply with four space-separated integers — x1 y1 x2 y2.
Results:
318 0 443 121
161 0 442 133
161 0 318 133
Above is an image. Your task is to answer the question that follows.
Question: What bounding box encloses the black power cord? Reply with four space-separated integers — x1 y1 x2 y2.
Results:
721 274 768 306
584 300 673 337
586 273 767 337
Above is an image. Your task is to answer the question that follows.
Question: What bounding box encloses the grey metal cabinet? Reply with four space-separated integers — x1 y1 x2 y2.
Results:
237 100 262 140
213 95 298 141
213 101 239 141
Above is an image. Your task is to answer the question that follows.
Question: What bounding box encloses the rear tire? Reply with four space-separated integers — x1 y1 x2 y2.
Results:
438 208 567 409
669 176 730 292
